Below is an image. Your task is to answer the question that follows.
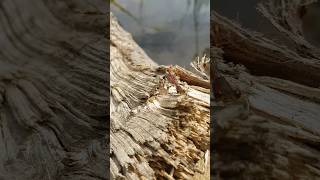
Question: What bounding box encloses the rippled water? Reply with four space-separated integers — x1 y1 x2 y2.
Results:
111 0 210 68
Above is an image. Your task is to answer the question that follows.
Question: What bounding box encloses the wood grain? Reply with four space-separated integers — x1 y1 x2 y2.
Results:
0 0 108 179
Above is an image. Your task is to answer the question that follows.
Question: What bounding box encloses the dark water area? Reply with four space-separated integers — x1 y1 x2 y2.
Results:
111 0 210 68
213 0 320 47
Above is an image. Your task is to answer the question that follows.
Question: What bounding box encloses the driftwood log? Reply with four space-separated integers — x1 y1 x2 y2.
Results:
0 0 108 179
110 13 210 179
212 0 320 179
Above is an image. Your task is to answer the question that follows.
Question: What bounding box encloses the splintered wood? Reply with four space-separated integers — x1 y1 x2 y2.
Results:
212 0 320 179
110 13 210 179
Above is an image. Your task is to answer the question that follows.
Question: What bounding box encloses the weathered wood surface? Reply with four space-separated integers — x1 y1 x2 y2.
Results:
212 0 320 179
110 13 210 179
0 0 108 179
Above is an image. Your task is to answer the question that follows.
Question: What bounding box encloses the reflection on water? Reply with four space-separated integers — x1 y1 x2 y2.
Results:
111 0 210 68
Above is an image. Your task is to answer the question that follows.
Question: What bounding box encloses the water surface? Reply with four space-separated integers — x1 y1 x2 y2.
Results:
111 0 210 68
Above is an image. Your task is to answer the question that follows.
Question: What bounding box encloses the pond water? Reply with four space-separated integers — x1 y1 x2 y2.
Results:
111 0 210 68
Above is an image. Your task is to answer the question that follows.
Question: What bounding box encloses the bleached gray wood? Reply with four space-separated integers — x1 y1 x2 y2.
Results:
110 13 210 179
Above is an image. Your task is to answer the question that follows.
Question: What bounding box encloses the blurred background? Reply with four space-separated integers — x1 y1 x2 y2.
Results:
111 0 210 68
111 0 319 66
213 0 320 47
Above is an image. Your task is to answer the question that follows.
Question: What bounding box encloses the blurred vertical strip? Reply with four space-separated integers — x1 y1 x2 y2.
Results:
0 0 109 179
107 0 110 179
210 1 216 179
